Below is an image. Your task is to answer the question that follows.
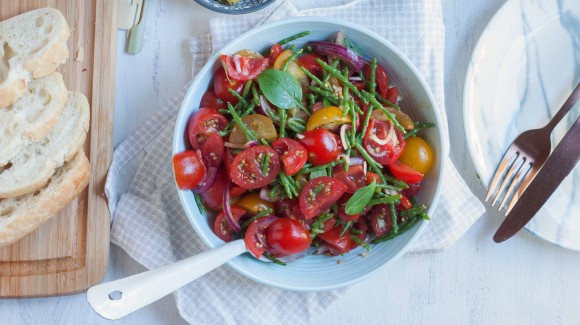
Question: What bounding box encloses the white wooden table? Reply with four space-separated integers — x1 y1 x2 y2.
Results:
2 0 580 324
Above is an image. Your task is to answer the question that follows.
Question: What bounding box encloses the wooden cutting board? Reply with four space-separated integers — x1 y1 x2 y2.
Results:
0 1 116 297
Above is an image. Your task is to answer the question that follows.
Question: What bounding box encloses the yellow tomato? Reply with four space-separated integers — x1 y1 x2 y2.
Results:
235 193 274 215
371 107 415 130
273 50 309 90
229 114 278 144
398 137 435 174
306 106 352 131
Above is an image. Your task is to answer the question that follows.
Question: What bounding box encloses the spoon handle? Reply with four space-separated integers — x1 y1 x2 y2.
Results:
86 239 247 320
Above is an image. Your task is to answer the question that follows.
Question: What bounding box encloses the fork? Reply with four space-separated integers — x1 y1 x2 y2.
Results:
485 82 580 214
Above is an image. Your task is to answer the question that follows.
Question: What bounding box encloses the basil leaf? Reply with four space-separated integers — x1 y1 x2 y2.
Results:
257 69 303 109
309 169 328 180
345 179 377 215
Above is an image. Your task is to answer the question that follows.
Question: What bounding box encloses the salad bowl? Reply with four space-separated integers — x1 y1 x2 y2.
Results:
173 17 445 291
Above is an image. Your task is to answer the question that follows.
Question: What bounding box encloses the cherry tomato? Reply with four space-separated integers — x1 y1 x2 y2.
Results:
350 217 368 249
230 145 280 190
363 118 406 165
199 168 248 211
272 138 308 176
275 198 306 219
199 132 224 168
369 204 394 237
397 195 413 211
173 150 207 190
235 193 274 215
214 67 244 104
388 161 424 184
269 44 283 66
299 176 346 219
386 87 399 104
187 107 228 148
221 53 268 81
266 218 312 256
363 62 389 98
297 54 323 77
297 129 341 166
400 182 422 199
306 106 352 131
333 165 367 194
398 137 435 174
214 206 246 242
244 216 277 258
229 114 278 144
337 193 360 222
317 226 353 256
371 106 414 130
365 172 382 184
274 50 309 89
200 88 226 110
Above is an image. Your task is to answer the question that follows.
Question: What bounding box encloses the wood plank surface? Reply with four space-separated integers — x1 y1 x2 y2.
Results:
0 0 116 297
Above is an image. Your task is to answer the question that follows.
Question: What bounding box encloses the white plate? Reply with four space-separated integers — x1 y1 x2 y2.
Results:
464 0 580 249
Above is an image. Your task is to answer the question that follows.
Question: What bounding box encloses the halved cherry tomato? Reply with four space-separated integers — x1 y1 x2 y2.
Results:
230 145 280 190
317 226 353 256
306 106 352 131
244 216 277 258
173 150 207 190
214 206 246 242
388 161 424 184
397 195 413 211
229 114 278 144
200 88 226 110
235 193 274 215
221 53 268 81
266 218 312 256
272 138 307 176
200 168 247 210
297 54 323 77
337 193 360 222
269 44 283 66
369 204 393 237
363 62 389 98
400 182 421 199
363 118 406 165
275 198 307 220
214 67 244 104
398 137 434 174
297 129 341 166
187 107 228 149
386 87 399 104
274 50 309 89
365 172 382 184
333 165 367 194
371 106 414 130
299 176 346 219
199 132 224 167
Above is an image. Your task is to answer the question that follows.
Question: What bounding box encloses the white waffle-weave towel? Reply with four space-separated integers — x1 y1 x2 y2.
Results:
105 0 486 324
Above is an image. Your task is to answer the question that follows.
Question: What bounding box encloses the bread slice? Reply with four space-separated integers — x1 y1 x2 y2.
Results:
0 8 70 109
0 151 90 247
0 91 89 198
0 72 68 166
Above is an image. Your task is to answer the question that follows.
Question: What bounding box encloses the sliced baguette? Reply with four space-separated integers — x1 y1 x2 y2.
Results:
0 151 90 247
0 72 68 166
0 91 89 198
0 8 70 109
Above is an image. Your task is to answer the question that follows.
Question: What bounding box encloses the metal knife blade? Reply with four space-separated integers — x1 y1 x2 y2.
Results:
493 115 580 243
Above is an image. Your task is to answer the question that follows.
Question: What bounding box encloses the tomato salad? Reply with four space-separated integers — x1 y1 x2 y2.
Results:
173 31 435 264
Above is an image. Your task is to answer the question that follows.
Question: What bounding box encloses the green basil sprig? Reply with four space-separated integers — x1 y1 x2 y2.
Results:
345 179 377 215
257 69 303 109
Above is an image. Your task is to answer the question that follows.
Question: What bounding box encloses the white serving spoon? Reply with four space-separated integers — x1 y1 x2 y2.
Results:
87 239 248 320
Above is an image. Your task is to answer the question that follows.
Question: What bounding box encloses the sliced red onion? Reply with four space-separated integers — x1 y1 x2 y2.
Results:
362 161 368 175
258 95 280 124
245 140 259 148
349 76 362 81
340 124 350 150
309 41 365 72
348 156 365 166
191 166 217 193
254 216 278 248
222 180 241 233
260 187 280 202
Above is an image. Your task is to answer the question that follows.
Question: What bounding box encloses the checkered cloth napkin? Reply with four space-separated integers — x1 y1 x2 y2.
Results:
105 1 485 324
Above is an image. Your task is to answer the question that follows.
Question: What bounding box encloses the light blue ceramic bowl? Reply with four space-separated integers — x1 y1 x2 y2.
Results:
173 17 445 291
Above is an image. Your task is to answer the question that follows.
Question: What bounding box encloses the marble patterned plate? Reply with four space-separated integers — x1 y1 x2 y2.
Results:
464 0 580 249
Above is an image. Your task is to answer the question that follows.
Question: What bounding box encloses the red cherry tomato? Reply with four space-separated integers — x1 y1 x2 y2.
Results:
299 176 347 219
221 54 268 81
266 218 312 256
350 217 368 249
369 204 394 237
214 206 246 242
230 145 281 190
397 195 413 211
363 62 389 98
272 138 308 176
365 172 382 184
187 107 228 149
363 118 406 165
388 161 424 184
200 88 226 110
297 54 323 77
333 165 367 194
317 226 353 256
400 182 422 199
200 168 227 210
269 44 283 66
297 129 341 166
173 150 207 190
199 132 225 168
244 216 277 258
337 193 360 222
386 86 399 104
214 67 244 104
